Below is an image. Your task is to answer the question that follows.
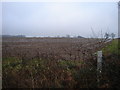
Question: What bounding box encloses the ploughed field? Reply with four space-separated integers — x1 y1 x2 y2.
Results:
3 37 105 61
3 37 115 88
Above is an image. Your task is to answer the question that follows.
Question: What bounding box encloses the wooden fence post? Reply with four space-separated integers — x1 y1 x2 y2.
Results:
97 51 102 72
97 50 102 87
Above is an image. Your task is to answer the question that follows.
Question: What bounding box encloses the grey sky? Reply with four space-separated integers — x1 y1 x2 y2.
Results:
2 2 118 37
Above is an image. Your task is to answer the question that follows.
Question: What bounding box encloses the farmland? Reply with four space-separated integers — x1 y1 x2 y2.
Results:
2 37 120 88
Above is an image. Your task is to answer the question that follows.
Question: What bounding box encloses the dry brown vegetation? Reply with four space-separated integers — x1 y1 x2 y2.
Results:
2 37 119 88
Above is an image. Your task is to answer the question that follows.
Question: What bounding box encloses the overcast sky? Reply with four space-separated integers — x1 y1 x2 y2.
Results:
2 2 118 37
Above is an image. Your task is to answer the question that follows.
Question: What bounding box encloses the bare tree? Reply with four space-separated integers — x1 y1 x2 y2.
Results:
111 33 115 40
104 33 110 40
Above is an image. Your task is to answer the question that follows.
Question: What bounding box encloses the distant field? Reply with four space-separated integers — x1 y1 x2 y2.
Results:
2 37 106 60
2 37 119 88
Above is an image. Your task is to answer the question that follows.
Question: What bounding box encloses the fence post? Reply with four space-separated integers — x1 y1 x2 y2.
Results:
97 50 102 87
